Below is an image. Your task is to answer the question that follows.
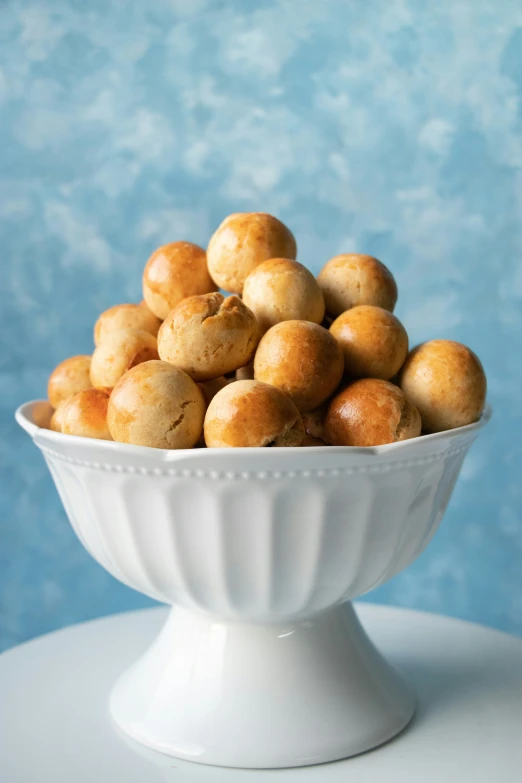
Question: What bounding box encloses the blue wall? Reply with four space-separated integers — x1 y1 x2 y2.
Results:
1 0 521 650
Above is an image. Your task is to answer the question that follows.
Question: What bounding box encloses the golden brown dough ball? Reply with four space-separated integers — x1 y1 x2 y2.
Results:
254 321 343 411
399 339 486 433
62 388 112 440
142 241 217 320
330 305 408 380
48 355 92 409
317 254 397 316
204 380 304 448
157 292 260 382
49 403 67 433
90 329 159 389
94 304 161 346
242 258 324 332
325 378 421 447
207 213 297 294
197 376 230 407
108 360 205 449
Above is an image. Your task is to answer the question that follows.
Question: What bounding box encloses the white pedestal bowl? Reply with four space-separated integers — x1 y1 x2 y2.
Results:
16 400 490 769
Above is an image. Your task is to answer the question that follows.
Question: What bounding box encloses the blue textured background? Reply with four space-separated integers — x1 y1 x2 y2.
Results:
1 0 521 651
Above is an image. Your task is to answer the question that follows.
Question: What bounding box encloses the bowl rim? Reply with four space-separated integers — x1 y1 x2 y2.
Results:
15 399 492 461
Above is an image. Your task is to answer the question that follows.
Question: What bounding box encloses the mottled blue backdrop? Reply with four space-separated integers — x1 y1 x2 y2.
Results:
1 0 521 651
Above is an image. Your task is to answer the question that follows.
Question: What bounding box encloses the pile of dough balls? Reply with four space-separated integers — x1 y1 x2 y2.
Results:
46 212 487 449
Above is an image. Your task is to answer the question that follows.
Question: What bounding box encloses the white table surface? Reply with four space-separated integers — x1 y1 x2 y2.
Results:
1 603 521 782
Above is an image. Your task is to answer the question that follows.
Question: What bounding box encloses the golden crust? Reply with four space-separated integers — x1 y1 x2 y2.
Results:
325 378 421 447
107 360 205 449
157 292 260 381
90 329 159 388
62 388 112 440
48 355 92 409
207 213 297 294
243 258 324 332
254 320 343 411
142 241 217 320
330 305 408 380
317 254 397 316
399 339 486 432
94 304 161 346
204 380 304 448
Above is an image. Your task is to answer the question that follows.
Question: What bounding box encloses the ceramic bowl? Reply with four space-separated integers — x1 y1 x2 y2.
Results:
16 400 491 769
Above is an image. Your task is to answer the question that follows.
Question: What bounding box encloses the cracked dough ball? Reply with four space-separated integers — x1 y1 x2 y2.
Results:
207 213 297 294
94 304 161 346
318 254 397 316
90 329 159 388
157 292 260 381
254 320 343 411
325 378 421 447
204 380 304 448
142 241 217 320
243 258 324 332
399 339 486 433
48 355 92 409
107 360 205 449
62 388 112 440
330 305 408 380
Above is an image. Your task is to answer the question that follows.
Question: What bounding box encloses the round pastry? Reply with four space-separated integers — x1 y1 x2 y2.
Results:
157 292 260 381
49 403 67 433
62 388 112 440
242 258 324 332
399 339 487 432
142 241 217 320
330 305 408 380
94 304 161 346
198 376 230 406
48 355 92 409
108 360 205 449
204 380 304 448
207 212 297 294
317 254 397 316
325 378 421 447
254 320 343 411
90 329 159 388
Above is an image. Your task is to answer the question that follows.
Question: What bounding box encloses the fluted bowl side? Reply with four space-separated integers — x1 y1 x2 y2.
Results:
16 401 490 622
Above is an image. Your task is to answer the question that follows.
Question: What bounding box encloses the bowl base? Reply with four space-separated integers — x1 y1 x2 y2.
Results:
110 602 414 769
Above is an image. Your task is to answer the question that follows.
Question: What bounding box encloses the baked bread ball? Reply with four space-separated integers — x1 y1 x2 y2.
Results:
317 254 397 316
330 305 408 380
207 213 297 294
48 355 92 409
198 376 230 406
94 304 161 346
243 258 324 332
108 360 205 449
62 388 112 440
49 403 67 433
157 292 260 381
399 339 486 432
204 380 304 448
90 329 159 389
325 378 421 447
142 241 217 320
254 321 343 411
